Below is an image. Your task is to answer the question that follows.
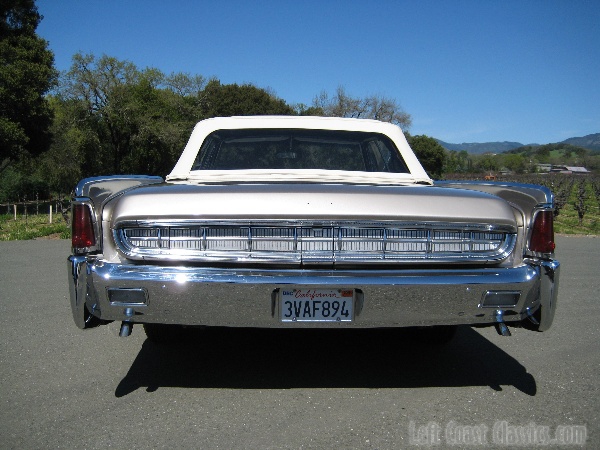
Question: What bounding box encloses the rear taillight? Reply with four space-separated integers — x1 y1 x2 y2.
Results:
72 203 96 251
529 210 555 254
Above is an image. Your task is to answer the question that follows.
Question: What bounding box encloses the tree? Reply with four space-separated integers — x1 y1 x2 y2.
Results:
534 146 550 163
58 53 201 176
405 133 447 179
503 153 526 174
293 103 324 116
475 154 499 173
60 53 142 174
0 0 57 170
313 86 412 129
444 149 471 173
54 54 300 179
199 80 295 118
34 96 92 194
58 56 296 176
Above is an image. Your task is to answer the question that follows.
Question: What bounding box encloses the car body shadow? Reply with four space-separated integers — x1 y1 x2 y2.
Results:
115 326 536 397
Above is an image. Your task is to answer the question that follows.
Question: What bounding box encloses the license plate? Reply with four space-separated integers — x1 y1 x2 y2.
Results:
280 288 354 322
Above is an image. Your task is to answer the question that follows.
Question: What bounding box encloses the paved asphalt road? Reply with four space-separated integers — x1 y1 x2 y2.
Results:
0 236 598 449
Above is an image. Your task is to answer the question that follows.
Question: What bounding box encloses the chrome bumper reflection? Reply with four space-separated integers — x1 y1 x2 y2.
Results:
536 259 560 331
67 256 560 330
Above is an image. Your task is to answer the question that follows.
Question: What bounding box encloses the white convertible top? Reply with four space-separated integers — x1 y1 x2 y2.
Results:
167 116 432 185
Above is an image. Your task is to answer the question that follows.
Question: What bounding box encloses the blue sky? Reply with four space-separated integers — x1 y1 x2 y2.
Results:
37 0 599 145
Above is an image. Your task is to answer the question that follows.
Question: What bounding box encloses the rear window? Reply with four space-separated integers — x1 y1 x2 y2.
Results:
191 129 409 173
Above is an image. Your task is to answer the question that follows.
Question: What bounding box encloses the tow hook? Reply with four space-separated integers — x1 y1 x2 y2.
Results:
119 308 134 337
494 310 511 336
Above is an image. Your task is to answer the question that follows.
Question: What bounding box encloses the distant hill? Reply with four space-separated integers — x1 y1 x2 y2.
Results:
560 133 600 152
436 140 526 154
437 132 600 154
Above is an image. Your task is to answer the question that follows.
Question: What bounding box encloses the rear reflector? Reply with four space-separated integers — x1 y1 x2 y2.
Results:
529 210 555 253
72 204 95 250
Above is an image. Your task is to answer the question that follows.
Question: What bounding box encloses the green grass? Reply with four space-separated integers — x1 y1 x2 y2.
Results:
0 214 70 241
555 206 600 235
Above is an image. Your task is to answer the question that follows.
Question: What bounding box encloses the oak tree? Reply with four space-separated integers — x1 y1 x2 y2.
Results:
0 0 57 170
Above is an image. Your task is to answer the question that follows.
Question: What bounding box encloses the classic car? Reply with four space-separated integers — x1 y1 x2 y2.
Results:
67 116 560 344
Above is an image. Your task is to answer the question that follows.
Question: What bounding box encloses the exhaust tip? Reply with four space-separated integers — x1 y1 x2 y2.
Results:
494 309 512 336
119 322 133 337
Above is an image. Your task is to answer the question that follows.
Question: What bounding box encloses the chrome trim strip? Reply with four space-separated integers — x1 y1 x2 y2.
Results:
93 262 536 285
118 218 518 231
434 180 555 205
75 175 163 197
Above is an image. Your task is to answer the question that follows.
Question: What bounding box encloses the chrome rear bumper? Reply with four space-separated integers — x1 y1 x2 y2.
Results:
67 257 559 330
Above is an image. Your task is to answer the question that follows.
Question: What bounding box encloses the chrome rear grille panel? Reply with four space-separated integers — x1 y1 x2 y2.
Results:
114 221 516 264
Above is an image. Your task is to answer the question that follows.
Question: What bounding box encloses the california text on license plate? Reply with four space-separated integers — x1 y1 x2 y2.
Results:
280 288 354 322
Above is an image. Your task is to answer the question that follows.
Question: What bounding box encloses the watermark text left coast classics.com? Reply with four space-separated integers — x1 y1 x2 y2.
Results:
408 420 587 446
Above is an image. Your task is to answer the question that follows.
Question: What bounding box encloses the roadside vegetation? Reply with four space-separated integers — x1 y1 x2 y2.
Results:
0 213 69 241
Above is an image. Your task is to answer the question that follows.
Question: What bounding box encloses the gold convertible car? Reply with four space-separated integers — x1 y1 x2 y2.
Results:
67 116 560 344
